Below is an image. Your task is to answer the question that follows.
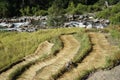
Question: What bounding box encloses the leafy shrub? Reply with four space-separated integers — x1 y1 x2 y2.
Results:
75 3 88 14
110 13 120 25
96 8 111 18
107 0 120 5
35 10 48 16
98 0 119 5
19 6 31 16
67 2 76 15
20 6 46 16
47 2 66 27
91 4 102 12
67 3 102 15
96 3 120 24
0 1 9 17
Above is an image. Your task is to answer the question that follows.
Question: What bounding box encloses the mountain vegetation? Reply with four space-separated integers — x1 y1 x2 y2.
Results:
0 1 120 80
0 0 119 17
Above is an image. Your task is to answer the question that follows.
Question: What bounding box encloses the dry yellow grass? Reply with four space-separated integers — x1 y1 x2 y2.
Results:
0 28 83 71
1 28 119 80
0 41 54 80
58 32 120 80
33 35 80 80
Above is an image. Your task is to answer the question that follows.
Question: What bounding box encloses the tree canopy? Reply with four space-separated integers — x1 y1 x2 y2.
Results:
0 0 119 17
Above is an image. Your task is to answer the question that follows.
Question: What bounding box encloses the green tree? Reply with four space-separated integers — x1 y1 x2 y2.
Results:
107 0 119 5
75 3 88 14
19 6 31 16
0 0 9 17
47 0 66 27
79 0 99 5
35 10 48 16
67 1 76 15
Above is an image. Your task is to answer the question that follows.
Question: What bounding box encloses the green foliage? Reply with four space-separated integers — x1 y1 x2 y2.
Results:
96 8 110 18
0 0 9 17
0 0 119 17
35 10 48 16
75 3 88 14
98 0 119 5
97 3 120 18
67 2 76 15
47 15 66 27
110 13 120 25
20 5 48 16
31 7 38 15
47 0 66 27
107 0 119 5
96 3 120 24
67 2 102 15
78 0 99 5
20 6 42 16
19 6 31 16
88 4 102 12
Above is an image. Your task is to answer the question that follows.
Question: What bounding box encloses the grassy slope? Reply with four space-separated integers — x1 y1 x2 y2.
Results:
72 32 92 63
58 32 120 80
0 27 120 80
0 28 83 71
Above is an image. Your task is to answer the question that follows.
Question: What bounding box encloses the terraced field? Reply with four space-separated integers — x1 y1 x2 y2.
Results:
57 32 120 80
0 31 120 80
0 41 54 80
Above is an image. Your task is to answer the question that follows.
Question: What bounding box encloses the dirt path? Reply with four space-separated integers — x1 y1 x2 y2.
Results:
57 32 119 80
87 65 120 80
30 35 80 80
0 41 54 80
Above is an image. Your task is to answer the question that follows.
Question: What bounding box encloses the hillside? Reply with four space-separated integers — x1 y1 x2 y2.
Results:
0 0 120 80
0 0 119 17
0 28 120 80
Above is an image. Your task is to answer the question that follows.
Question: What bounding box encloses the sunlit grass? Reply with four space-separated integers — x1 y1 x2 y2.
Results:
58 32 120 80
73 33 92 63
0 28 83 71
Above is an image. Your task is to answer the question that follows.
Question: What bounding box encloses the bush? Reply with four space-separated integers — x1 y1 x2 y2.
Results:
35 10 48 16
75 3 88 14
19 6 45 16
110 13 120 25
92 4 102 11
0 1 9 17
67 2 76 15
68 3 102 15
47 2 66 27
96 3 120 25
19 6 31 16
98 0 119 5
107 0 120 5
47 15 66 28
96 8 111 18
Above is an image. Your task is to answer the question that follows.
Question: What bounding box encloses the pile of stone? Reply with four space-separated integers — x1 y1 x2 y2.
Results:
64 14 110 29
0 16 48 32
0 14 110 32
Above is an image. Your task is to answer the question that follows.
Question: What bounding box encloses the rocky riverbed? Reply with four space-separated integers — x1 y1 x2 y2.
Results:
0 14 110 32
